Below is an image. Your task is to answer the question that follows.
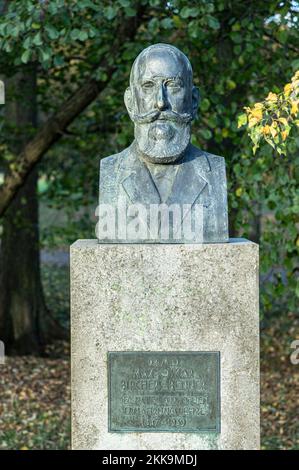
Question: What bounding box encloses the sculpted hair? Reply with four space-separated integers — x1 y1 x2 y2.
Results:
129 43 193 86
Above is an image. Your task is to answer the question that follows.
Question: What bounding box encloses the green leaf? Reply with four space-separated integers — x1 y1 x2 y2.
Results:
277 29 288 44
53 55 65 67
94 68 108 82
252 143 259 154
31 22 41 30
237 113 247 128
0 23 7 35
38 47 51 63
23 36 32 49
148 17 159 33
70 29 80 40
78 30 88 41
161 18 173 29
79 0 100 10
207 15 220 30
21 49 31 64
88 26 97 38
11 25 20 38
32 32 43 46
227 79 236 90
48 3 58 14
104 6 117 20
180 7 199 19
200 98 210 111
188 20 200 39
45 25 59 40
125 7 136 17
199 128 212 140
291 59 299 71
3 40 12 53
231 32 242 43
119 0 131 7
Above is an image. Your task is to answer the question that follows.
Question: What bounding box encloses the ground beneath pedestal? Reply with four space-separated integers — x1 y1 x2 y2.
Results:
0 314 297 450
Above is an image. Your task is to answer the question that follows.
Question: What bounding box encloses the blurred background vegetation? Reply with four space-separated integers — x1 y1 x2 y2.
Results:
0 0 298 450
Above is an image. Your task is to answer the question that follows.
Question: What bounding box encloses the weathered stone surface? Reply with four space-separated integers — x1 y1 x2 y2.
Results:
71 239 259 450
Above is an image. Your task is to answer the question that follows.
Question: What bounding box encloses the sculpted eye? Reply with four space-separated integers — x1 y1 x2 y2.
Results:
142 81 155 90
165 80 183 92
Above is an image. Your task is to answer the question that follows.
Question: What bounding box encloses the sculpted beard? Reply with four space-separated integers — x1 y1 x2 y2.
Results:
133 110 192 164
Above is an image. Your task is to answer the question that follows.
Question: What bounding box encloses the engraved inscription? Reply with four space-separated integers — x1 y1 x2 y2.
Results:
108 352 220 433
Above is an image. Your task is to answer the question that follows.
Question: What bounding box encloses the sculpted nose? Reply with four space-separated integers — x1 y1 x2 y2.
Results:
156 84 167 111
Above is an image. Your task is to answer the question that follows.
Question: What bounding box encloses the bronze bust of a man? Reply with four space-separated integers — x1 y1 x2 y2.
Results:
98 44 228 243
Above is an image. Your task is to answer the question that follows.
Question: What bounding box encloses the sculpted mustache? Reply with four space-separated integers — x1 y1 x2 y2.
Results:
131 110 193 124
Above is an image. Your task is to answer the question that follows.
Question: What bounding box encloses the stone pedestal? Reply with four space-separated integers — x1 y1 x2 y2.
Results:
71 239 260 450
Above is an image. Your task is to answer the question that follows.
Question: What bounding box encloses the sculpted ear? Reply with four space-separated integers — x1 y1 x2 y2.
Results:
192 86 200 119
124 87 134 117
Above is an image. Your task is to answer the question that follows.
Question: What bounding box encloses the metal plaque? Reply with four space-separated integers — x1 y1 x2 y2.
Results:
108 351 220 433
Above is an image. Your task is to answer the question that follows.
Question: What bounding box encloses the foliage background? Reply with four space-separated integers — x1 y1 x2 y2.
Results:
1 0 298 313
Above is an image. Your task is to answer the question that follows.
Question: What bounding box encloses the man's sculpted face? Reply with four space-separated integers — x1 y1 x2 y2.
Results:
125 44 198 164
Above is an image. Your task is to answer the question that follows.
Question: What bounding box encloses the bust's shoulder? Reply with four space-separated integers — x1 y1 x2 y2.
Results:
100 147 128 170
203 151 226 171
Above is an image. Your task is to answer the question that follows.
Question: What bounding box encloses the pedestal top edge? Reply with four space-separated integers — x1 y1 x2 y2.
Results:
70 238 258 249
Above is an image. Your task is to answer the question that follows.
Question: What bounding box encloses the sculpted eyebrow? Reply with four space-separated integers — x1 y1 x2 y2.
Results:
141 76 183 83
166 77 183 84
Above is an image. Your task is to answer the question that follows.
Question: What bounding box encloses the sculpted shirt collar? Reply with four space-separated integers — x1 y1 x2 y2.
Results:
142 161 180 204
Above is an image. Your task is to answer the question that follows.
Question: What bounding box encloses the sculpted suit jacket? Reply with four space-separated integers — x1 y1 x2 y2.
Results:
98 142 229 243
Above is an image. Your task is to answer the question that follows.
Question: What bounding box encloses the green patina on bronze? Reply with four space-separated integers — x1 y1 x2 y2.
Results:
108 351 220 433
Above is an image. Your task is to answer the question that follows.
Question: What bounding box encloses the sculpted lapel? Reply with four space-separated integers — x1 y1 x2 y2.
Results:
121 146 161 206
121 144 210 207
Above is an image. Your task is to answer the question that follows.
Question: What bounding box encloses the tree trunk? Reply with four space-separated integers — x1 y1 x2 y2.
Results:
0 170 46 354
0 65 61 355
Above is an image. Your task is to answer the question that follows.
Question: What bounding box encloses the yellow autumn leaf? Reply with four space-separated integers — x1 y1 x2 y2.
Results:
235 187 243 197
20 446 29 450
226 79 236 90
251 107 263 120
281 130 288 141
248 116 259 128
262 125 271 135
266 92 278 102
278 117 288 126
291 101 298 116
270 125 277 138
284 83 292 96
